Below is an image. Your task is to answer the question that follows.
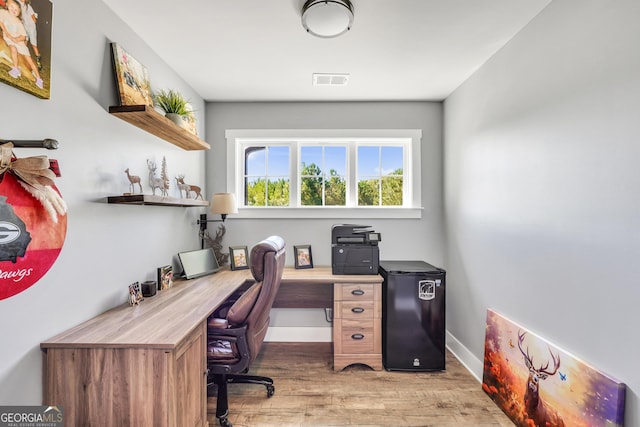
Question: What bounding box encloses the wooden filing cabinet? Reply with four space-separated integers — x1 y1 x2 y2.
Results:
332 282 383 371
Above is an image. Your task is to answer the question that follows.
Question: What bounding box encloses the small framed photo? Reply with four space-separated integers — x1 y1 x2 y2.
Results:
229 246 249 270
110 42 153 107
157 265 173 290
294 245 313 269
128 281 143 305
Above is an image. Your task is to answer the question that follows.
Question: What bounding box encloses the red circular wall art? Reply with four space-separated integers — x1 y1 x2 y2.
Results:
0 172 67 300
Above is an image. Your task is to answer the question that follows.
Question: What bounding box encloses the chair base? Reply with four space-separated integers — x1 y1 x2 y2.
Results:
208 373 275 427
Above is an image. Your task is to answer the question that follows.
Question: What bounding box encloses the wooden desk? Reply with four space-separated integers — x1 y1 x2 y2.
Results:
40 266 381 426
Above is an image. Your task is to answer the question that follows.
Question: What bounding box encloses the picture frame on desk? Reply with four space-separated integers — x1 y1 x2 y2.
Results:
128 282 143 305
229 246 249 270
157 265 173 290
294 245 313 269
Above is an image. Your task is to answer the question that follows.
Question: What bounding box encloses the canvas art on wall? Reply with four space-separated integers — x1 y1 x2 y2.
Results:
0 0 53 99
110 42 153 107
482 309 625 427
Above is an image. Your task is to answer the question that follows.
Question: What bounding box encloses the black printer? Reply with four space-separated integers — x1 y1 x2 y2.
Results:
331 224 381 275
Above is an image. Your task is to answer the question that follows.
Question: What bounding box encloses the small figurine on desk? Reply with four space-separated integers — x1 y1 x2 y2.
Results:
176 175 202 199
124 168 142 194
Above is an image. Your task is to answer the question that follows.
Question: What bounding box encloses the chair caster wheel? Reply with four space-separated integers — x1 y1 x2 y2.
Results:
218 417 232 427
266 384 275 397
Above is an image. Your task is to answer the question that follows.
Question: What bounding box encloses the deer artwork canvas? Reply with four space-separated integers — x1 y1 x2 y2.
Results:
482 309 625 427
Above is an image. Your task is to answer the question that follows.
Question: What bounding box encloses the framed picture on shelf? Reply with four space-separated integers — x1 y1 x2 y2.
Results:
110 42 153 107
157 265 173 290
294 245 313 269
229 246 249 270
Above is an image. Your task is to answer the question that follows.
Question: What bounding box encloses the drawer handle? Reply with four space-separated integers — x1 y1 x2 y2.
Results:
351 289 365 296
351 307 365 313
351 333 365 340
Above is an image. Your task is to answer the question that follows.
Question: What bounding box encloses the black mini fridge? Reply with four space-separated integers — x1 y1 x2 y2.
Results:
379 260 446 371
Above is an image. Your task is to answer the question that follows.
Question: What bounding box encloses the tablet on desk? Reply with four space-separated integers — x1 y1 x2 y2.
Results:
178 248 220 279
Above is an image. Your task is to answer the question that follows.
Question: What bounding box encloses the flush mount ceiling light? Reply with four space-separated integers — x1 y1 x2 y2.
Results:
302 0 354 38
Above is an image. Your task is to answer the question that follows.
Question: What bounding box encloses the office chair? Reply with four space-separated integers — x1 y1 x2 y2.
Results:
206 235 286 427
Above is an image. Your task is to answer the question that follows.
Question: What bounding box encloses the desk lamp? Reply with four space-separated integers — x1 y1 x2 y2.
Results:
198 193 238 264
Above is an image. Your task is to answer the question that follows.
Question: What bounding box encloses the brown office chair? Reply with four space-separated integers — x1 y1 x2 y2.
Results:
206 235 286 427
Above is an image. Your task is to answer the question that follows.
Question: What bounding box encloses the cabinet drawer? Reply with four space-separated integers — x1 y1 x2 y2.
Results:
339 320 375 354
335 283 376 301
336 300 375 320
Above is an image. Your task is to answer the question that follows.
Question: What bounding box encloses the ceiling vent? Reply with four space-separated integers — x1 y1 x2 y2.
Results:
313 73 350 86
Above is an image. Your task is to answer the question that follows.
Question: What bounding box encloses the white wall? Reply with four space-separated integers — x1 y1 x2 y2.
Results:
205 102 445 340
205 102 444 267
444 0 640 424
0 0 208 404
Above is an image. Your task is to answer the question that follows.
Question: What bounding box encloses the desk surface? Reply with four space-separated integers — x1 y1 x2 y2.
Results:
41 266 381 350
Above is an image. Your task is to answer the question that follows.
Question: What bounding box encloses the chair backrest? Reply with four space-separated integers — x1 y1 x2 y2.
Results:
243 235 286 362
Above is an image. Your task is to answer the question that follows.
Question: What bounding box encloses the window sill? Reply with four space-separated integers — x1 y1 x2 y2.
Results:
232 207 423 220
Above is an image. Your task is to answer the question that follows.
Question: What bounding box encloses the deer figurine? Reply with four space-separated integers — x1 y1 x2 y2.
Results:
175 175 191 199
124 168 143 194
176 175 203 199
518 331 565 427
146 160 167 196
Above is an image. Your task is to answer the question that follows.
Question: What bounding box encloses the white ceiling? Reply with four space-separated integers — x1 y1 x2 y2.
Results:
103 0 551 102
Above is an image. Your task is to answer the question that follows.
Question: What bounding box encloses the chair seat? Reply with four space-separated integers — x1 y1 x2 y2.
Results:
208 339 240 363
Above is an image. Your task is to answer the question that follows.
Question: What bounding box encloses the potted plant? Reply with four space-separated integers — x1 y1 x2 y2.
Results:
153 89 194 127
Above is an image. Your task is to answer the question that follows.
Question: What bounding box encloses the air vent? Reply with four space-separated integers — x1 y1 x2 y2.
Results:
313 73 350 86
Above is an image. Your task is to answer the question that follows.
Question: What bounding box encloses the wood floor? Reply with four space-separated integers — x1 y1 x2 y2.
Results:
207 342 513 427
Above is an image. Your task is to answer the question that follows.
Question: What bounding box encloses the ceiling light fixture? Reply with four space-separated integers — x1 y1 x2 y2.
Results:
302 0 354 39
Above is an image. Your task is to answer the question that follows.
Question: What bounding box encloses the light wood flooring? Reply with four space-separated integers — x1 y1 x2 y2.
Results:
207 342 513 426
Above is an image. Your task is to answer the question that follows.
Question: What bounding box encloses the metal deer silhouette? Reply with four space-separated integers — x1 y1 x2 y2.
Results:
517 331 565 427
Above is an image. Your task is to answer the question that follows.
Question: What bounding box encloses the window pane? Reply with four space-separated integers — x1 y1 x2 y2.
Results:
267 178 290 206
244 146 290 206
268 146 290 176
358 178 379 206
246 177 266 206
325 146 346 176
381 146 403 176
300 145 347 206
300 146 322 169
357 146 379 176
301 176 322 205
325 174 346 205
382 176 403 205
245 147 265 176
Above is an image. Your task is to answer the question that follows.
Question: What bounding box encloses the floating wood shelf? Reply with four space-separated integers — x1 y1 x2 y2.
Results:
107 194 209 207
109 105 210 151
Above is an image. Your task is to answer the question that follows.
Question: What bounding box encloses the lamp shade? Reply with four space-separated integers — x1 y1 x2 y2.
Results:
210 193 238 215
302 0 354 38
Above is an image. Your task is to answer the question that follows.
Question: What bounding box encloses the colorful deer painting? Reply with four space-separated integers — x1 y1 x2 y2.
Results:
517 331 565 427
482 309 625 427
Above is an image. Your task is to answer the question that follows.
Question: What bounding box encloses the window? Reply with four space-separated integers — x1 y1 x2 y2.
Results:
226 129 422 219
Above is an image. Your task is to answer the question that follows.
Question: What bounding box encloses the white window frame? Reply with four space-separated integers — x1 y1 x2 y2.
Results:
226 129 423 219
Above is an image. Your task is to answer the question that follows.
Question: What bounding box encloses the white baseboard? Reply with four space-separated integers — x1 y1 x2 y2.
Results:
265 326 332 342
445 330 483 382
